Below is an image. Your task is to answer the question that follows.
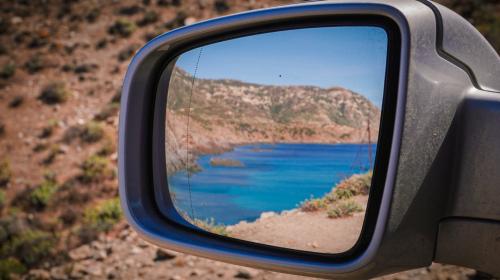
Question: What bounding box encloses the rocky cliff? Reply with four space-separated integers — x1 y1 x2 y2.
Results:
165 67 381 173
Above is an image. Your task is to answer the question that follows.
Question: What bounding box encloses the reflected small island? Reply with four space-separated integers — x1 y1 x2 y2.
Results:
209 158 244 167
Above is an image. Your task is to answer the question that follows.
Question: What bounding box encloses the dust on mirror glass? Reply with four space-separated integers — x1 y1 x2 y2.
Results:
165 26 388 253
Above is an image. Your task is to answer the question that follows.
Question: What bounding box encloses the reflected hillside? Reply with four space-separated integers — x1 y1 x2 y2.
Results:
165 67 381 173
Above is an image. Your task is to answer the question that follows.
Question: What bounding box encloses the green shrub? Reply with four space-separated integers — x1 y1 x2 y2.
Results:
59 208 78 226
327 200 363 219
38 82 70 105
95 38 108 49
0 190 5 209
39 119 58 139
32 143 48 153
79 155 113 183
29 177 58 210
0 215 56 269
118 5 143 15
108 19 137 37
214 0 229 13
118 45 139 61
335 172 372 196
300 196 327 212
97 139 115 156
179 211 228 236
61 125 83 143
332 187 354 200
24 54 44 74
94 103 119 121
191 218 228 236
186 162 202 175
0 160 11 188
4 229 55 266
0 62 15 79
299 172 372 212
0 257 27 279
111 91 121 104
137 10 158 26
8 96 23 108
80 121 104 143
85 8 100 23
79 198 122 242
41 144 62 165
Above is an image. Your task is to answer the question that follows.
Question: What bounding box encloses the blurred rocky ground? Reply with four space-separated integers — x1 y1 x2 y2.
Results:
0 0 497 279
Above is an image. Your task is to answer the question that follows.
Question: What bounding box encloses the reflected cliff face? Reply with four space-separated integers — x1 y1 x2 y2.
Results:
164 26 388 253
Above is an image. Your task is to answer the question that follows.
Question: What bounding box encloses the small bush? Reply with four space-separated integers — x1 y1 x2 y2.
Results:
327 200 363 219
0 62 15 79
300 197 327 212
80 121 104 143
79 198 122 242
192 218 228 236
335 172 372 196
94 103 119 121
214 0 229 13
164 11 186 29
108 19 137 38
95 38 108 49
0 190 5 209
8 96 23 108
299 172 372 212
73 63 98 74
179 211 228 236
61 125 83 143
41 144 62 165
111 90 121 104
0 257 27 279
38 82 70 105
24 54 44 74
32 143 48 153
332 187 354 200
137 10 159 26
118 5 143 15
85 8 100 23
39 119 58 139
157 0 180 6
79 155 113 183
118 45 139 61
97 138 115 156
59 208 78 226
28 177 58 210
28 35 48 49
4 229 55 266
0 160 11 188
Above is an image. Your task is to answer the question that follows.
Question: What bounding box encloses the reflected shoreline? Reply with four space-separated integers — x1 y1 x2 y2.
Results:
168 142 375 225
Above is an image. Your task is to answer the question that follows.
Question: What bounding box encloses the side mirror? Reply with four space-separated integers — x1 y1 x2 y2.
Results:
118 0 500 278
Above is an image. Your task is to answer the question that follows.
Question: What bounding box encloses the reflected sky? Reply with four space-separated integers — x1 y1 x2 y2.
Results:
176 26 388 107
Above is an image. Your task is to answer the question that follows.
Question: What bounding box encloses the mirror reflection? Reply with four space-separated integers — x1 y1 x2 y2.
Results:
165 26 388 253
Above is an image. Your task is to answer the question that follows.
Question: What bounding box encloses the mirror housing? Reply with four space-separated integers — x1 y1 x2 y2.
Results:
118 0 500 278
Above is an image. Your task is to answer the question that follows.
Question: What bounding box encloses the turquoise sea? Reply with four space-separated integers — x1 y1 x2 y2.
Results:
168 143 375 225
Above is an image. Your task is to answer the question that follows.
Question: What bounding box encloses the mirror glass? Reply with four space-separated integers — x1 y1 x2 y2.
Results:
165 26 388 253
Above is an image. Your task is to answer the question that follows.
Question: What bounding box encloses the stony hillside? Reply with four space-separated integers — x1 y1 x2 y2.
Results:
0 0 492 279
166 67 380 173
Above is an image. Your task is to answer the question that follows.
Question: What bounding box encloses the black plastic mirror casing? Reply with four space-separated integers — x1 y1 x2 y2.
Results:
118 0 500 278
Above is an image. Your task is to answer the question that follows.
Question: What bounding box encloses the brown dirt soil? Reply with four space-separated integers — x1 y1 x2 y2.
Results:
228 196 368 253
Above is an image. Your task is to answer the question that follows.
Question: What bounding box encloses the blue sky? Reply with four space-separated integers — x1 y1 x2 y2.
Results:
175 26 388 107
